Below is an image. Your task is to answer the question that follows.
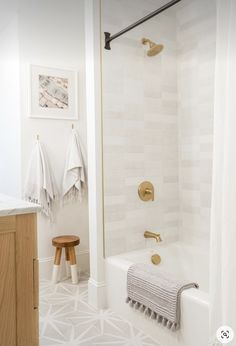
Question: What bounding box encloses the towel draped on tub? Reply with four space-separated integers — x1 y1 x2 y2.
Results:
126 263 198 331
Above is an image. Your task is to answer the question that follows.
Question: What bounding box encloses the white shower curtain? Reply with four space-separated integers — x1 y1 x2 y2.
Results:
210 0 236 344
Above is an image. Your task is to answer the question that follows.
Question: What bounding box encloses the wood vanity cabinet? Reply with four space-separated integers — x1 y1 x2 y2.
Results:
0 213 39 346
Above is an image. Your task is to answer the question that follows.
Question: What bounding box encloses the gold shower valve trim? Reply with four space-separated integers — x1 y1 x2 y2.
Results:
138 181 154 201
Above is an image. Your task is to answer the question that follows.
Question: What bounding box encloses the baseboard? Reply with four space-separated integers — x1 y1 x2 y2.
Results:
88 278 107 309
39 250 90 281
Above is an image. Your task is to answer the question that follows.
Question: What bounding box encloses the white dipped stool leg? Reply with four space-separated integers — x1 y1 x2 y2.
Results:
70 265 78 284
65 248 71 278
66 261 71 278
52 247 62 284
52 265 60 284
69 247 78 284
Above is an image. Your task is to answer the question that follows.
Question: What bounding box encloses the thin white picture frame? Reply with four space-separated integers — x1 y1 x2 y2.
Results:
29 65 78 120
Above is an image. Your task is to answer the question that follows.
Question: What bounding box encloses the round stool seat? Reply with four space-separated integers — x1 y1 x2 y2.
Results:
52 235 80 248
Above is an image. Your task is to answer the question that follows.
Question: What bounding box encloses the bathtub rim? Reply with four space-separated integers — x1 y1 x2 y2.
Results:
106 244 210 306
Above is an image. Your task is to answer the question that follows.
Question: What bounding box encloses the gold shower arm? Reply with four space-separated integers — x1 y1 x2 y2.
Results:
142 38 151 46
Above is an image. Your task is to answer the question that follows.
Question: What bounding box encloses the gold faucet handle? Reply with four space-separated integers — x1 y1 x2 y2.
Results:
138 182 154 201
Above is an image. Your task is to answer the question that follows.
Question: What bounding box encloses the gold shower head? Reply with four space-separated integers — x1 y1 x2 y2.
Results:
142 38 164 56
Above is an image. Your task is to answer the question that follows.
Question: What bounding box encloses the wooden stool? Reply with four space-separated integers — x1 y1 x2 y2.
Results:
52 235 80 284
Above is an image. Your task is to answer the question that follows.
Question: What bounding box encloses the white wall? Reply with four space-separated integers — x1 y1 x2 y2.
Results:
0 16 21 197
0 0 18 32
18 0 89 278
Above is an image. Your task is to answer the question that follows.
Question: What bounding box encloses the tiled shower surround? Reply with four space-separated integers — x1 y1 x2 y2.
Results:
102 0 216 256
177 0 216 246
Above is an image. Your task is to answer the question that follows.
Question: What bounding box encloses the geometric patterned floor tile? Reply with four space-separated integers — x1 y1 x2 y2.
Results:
40 273 160 346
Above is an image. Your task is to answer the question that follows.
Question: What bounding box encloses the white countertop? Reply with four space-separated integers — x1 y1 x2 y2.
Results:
0 194 41 217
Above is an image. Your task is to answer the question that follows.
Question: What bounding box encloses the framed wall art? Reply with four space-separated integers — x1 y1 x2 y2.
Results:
30 65 78 120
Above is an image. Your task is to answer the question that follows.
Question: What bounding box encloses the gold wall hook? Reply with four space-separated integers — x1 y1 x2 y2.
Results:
138 181 154 201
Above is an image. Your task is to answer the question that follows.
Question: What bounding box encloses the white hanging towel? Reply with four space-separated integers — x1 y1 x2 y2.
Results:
62 129 86 202
24 139 56 217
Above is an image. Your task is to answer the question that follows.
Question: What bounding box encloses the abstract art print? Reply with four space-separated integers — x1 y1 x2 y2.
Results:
39 75 69 109
30 65 78 119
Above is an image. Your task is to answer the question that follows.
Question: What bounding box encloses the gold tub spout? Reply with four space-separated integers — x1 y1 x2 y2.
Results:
144 231 162 242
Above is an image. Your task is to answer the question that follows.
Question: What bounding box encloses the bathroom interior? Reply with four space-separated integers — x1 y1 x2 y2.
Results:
0 0 235 345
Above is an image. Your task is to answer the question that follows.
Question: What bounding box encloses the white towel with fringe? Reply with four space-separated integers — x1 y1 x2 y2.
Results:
62 129 85 202
126 263 198 331
24 139 56 217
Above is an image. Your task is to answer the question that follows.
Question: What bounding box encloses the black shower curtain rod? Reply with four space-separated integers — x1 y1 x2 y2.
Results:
104 0 182 50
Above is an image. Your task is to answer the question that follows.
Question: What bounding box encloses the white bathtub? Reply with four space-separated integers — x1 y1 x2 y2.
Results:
105 242 209 346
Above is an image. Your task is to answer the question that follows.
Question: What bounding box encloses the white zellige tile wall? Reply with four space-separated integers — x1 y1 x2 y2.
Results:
102 0 216 256
177 0 216 248
102 0 179 256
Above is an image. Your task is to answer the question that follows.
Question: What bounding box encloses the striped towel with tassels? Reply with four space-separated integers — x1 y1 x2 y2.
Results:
126 263 198 331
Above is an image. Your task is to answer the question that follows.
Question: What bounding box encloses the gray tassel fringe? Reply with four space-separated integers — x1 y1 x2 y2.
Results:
126 296 179 332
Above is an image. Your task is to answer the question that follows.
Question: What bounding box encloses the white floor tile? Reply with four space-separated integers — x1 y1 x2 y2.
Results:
40 276 160 346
